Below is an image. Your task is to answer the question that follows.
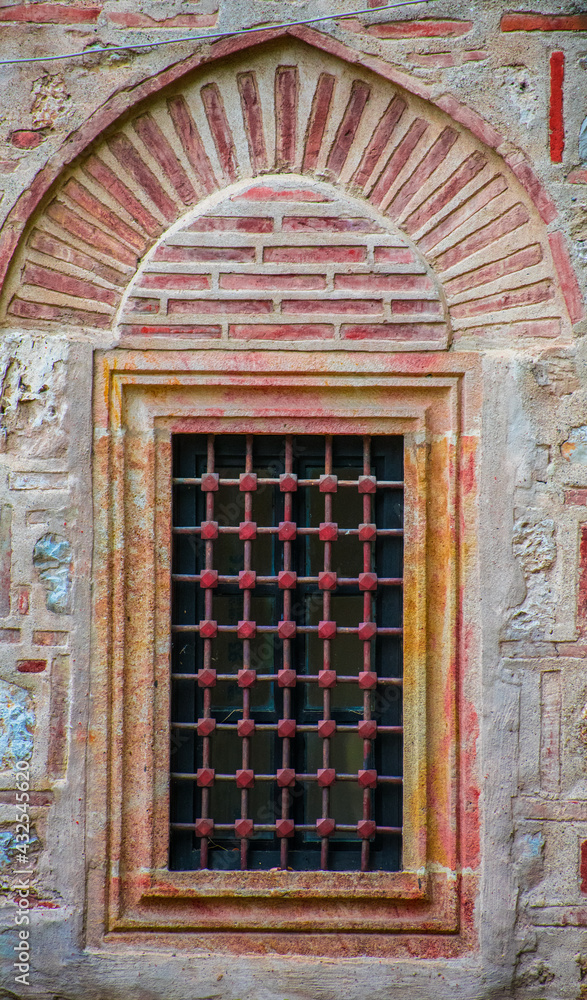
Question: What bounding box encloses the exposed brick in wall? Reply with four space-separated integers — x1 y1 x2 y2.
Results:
121 181 446 344
549 52 565 164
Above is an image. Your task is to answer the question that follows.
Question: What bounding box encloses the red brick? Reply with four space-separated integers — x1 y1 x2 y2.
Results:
391 299 442 315
303 73 336 171
17 659 46 673
220 274 325 291
64 179 145 250
404 151 488 234
83 155 162 238
564 490 587 506
374 247 419 265
153 246 255 263
230 324 333 340
138 273 210 291
29 230 127 287
568 169 587 185
132 113 196 206
387 127 459 219
189 216 273 233
550 52 565 164
341 323 443 340
0 4 100 23
168 298 271 315
0 505 11 619
33 631 68 646
578 525 587 633
238 72 267 173
326 80 371 176
501 13 587 31
9 297 111 327
548 231 585 323
275 66 298 170
352 95 406 188
106 11 217 27
167 95 218 196
335 273 433 292
47 201 137 267
419 175 508 253
282 298 382 314
435 203 530 272
444 245 543 296
282 216 379 233
23 263 117 307
370 119 429 208
354 18 472 37
201 83 238 182
435 95 504 150
505 154 557 224
409 52 456 68
0 629 20 643
581 841 587 894
466 319 560 339
264 246 366 264
125 297 160 314
451 280 554 318
10 130 44 149
233 186 329 202
17 587 29 616
108 133 177 222
119 324 221 338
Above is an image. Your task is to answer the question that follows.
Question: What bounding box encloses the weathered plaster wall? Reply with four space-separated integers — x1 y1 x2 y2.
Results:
0 2 586 998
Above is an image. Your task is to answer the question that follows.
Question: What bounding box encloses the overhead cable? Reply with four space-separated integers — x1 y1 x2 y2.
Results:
0 0 439 67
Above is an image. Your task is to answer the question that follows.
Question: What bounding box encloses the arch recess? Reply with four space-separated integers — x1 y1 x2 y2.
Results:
0 33 577 346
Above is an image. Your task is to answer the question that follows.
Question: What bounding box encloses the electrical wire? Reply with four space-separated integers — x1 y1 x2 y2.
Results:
0 0 439 67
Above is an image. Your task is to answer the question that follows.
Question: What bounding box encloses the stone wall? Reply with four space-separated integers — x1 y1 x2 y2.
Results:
0 2 586 998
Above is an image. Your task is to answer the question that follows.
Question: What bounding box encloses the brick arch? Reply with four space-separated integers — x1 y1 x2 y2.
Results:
118 176 449 349
0 32 579 343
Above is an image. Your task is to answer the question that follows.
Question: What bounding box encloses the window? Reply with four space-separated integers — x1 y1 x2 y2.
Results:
170 433 403 872
89 348 472 951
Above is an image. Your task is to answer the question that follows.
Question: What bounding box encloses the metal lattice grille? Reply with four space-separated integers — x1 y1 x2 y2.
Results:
170 434 404 872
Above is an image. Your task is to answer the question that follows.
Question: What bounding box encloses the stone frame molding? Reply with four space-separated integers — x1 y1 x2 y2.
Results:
88 347 481 958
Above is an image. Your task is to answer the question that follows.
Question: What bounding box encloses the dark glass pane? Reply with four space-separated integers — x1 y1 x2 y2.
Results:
170 434 404 873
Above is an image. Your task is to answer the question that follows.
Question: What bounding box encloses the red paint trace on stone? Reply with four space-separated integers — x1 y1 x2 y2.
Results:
581 841 587 894
550 52 565 164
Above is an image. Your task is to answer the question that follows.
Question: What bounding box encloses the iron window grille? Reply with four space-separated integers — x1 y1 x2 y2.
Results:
170 433 404 873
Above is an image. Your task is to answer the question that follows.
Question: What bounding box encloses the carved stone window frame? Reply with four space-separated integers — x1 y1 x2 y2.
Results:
87 347 480 957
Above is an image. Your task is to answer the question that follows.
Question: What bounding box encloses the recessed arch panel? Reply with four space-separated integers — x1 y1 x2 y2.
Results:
0 34 574 346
